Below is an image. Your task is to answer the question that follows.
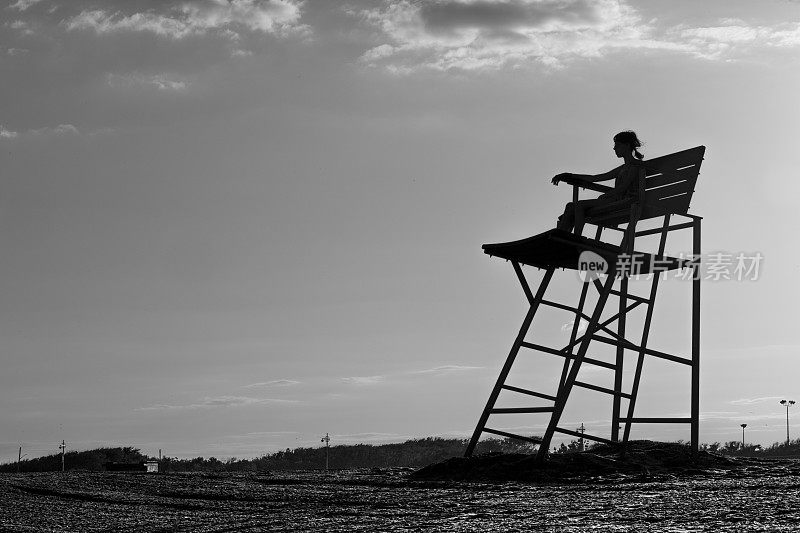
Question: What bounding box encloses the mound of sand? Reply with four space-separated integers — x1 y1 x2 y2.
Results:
412 441 738 482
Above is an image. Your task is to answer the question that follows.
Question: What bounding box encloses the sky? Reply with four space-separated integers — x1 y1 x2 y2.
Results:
1 0 800 462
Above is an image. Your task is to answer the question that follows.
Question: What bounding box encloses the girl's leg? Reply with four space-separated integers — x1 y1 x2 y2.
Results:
557 202 575 231
573 198 608 235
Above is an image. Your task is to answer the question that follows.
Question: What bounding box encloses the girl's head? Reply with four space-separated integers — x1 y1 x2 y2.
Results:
613 130 644 160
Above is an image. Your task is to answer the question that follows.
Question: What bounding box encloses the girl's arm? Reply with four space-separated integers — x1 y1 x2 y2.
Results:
552 166 620 185
583 165 622 183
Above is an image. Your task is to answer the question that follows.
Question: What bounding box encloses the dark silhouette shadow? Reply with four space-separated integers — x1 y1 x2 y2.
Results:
552 131 644 236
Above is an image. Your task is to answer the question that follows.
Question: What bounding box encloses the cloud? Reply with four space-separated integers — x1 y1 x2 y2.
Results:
354 0 681 72
560 318 588 334
669 21 800 60
411 365 483 374
106 72 189 92
0 125 19 139
1 124 83 139
29 123 80 136
8 0 44 11
730 396 786 406
243 379 301 388
341 375 386 385
138 395 297 410
63 0 307 41
353 2 800 72
332 432 411 442
8 19 34 35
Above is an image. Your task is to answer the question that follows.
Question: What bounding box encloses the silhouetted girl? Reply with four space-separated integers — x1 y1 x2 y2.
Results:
552 131 644 235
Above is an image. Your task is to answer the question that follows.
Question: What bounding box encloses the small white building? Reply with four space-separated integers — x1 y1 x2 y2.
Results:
144 461 159 473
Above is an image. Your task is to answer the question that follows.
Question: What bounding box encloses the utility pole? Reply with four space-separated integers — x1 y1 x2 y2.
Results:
780 400 795 447
320 433 330 471
59 440 66 472
159 449 162 461
577 423 586 452
740 424 747 449
17 446 27 473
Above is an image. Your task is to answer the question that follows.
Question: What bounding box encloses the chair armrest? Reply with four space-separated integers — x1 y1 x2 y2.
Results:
559 176 613 194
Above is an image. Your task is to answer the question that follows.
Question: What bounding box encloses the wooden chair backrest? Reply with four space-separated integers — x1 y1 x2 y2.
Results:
586 145 705 227
640 145 705 219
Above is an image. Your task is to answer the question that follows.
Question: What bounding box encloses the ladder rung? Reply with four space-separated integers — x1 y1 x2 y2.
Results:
591 335 638 351
520 341 561 357
592 279 650 304
520 342 616 370
540 302 619 339
620 417 692 424
501 385 557 402
609 289 650 304
483 427 543 444
574 381 631 398
591 336 692 366
554 427 613 445
490 407 554 414
541 299 579 314
579 357 616 370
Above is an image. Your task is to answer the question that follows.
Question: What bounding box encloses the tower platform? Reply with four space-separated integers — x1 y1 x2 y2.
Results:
482 229 684 274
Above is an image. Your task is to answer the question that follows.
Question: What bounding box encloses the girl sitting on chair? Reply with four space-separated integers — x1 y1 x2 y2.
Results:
551 131 644 235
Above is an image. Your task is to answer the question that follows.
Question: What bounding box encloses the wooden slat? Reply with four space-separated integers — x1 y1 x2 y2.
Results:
642 146 705 175
555 427 613 445
645 165 700 189
483 427 543 444
490 407 554 414
644 181 694 202
642 194 692 217
501 385 557 402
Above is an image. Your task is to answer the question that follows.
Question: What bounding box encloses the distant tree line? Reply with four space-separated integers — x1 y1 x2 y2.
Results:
7 436 800 473
0 438 534 473
158 437 536 472
705 437 800 457
0 447 147 473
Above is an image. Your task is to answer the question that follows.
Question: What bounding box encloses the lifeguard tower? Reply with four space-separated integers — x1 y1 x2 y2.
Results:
465 146 705 460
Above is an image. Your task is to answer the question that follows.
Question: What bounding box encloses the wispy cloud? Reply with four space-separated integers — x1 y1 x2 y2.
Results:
0 125 19 139
411 365 483 374
8 19 34 35
560 319 588 334
1 123 82 140
8 0 44 12
29 124 80 136
730 396 786 406
63 0 307 41
669 20 800 60
243 379 301 388
353 2 800 73
341 375 386 385
138 395 298 410
333 432 411 442
106 72 189 92
354 0 682 72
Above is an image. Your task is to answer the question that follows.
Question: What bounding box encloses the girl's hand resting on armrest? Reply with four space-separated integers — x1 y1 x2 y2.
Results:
551 173 573 185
